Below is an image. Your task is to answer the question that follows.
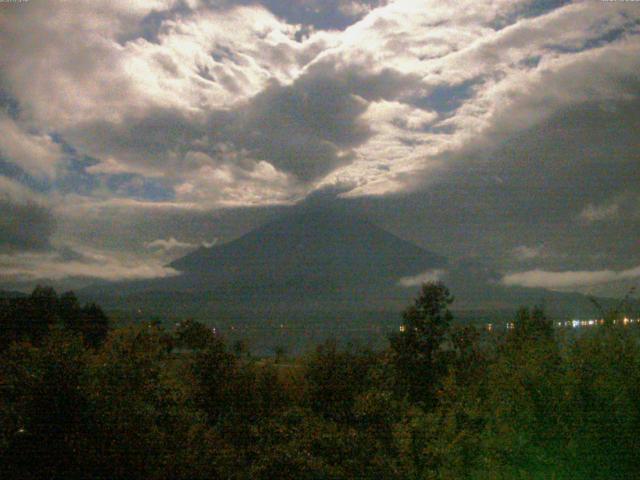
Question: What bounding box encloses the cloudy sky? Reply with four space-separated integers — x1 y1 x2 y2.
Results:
0 0 638 295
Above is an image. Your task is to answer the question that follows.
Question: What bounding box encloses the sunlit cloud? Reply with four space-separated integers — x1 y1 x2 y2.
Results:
0 115 64 179
144 236 218 252
144 237 198 251
398 269 445 288
502 265 640 289
0 247 179 282
579 202 620 224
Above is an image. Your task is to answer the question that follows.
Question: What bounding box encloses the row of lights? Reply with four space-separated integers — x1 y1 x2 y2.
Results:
480 317 638 332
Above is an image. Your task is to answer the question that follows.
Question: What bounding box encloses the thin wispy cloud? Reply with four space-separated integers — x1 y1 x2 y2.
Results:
579 202 620 224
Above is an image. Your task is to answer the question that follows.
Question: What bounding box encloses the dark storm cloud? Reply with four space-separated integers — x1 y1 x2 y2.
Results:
70 61 419 182
353 99 640 273
0 88 20 120
71 107 210 177
128 0 389 40
200 0 389 30
0 201 54 251
0 184 55 252
223 62 420 179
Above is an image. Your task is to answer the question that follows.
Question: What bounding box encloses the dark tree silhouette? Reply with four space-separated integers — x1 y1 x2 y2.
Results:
305 339 375 423
174 319 216 350
80 303 110 347
390 281 453 406
274 345 287 364
0 287 110 350
59 291 82 331
510 306 553 345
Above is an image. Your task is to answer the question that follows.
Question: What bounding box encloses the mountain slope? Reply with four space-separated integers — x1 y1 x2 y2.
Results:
170 209 446 296
81 209 618 322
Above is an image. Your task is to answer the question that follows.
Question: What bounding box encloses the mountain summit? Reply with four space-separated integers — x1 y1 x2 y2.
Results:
170 209 446 298
82 209 446 318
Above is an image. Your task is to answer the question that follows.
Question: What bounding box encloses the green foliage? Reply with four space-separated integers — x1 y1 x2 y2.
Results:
479 324 565 476
0 329 88 479
79 303 110 348
560 326 640 478
390 281 454 405
274 344 287 364
1 282 640 479
509 306 554 345
0 286 110 350
174 318 215 350
81 324 179 479
304 339 377 423
190 336 238 424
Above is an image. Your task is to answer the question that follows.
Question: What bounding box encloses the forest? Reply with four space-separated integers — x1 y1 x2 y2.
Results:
1 283 639 479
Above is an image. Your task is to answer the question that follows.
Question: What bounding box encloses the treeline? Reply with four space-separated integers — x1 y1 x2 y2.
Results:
0 286 109 349
1 283 640 479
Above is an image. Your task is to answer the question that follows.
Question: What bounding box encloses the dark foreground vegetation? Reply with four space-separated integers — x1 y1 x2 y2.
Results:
1 284 639 479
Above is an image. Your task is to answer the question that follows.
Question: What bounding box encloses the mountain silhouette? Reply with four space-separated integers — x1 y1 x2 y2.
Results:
81 208 617 352
169 208 446 301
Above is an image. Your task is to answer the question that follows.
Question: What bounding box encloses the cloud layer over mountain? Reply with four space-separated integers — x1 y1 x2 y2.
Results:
0 0 638 292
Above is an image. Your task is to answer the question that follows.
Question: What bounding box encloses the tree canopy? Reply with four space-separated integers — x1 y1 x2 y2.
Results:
1 283 640 479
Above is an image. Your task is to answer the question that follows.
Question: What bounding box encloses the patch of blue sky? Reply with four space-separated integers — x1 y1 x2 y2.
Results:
521 0 573 19
116 1 192 45
105 173 175 202
519 55 542 69
47 134 100 195
211 45 237 63
53 157 101 196
545 26 633 54
257 0 375 31
49 133 69 151
0 89 20 119
0 157 51 193
491 0 572 30
48 134 174 201
54 164 175 201
425 124 457 135
411 79 480 116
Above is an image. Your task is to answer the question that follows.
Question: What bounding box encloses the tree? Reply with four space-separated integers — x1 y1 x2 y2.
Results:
190 337 237 425
560 318 640 478
0 288 110 350
59 291 82 331
390 281 454 406
23 285 59 344
274 345 287 364
79 303 110 347
509 306 553 345
82 323 177 479
174 319 216 350
0 329 89 479
304 339 376 423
